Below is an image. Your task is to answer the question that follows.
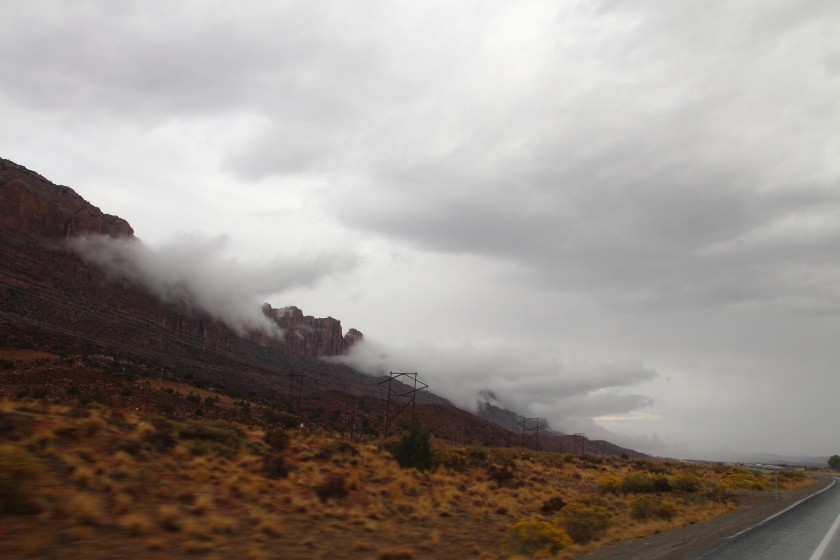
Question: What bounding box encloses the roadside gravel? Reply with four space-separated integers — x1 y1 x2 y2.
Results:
579 477 835 560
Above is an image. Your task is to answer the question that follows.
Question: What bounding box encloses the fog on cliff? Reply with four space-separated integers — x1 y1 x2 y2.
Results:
69 231 665 452
68 233 357 335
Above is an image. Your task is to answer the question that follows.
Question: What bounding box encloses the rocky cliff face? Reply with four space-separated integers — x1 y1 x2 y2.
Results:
0 157 360 362
262 304 363 358
0 158 134 239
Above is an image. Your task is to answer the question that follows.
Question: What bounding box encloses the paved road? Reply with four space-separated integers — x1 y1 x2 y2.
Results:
698 479 840 560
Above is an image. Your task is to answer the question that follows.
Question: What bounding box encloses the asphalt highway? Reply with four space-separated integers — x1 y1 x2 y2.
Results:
698 478 840 560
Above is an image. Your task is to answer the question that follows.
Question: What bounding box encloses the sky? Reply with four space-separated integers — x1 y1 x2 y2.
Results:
2 0 839 460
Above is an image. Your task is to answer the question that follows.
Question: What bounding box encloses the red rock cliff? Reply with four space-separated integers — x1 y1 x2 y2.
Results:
262 304 363 358
0 158 134 239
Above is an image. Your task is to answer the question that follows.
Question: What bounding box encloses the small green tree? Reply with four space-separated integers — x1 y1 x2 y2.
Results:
828 455 840 471
393 422 432 471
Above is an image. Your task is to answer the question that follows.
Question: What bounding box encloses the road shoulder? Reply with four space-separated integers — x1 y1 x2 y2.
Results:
579 477 835 560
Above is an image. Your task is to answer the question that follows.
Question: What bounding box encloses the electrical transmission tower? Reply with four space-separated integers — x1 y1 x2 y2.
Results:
377 371 428 437
286 373 304 417
343 398 358 441
518 417 547 451
573 432 586 457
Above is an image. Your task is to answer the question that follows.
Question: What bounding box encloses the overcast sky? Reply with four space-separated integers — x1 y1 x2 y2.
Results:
2 0 839 459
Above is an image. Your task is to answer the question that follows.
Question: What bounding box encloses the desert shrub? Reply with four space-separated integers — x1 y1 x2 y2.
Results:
631 495 677 521
159 403 176 416
0 412 34 441
680 494 710 506
0 445 42 514
671 472 701 493
54 425 80 440
623 472 657 494
377 548 414 560
392 423 432 471
119 512 153 535
264 428 289 452
157 504 182 531
653 476 672 492
540 496 566 514
189 440 238 458
506 517 572 556
561 503 611 543
466 446 489 466
174 419 244 457
623 472 672 494
488 463 518 487
67 493 105 525
263 452 289 479
704 486 735 504
141 422 177 452
279 415 300 429
720 469 769 491
597 475 624 495
434 447 467 471
780 470 805 481
315 440 358 461
647 464 672 475
79 392 105 405
316 474 349 503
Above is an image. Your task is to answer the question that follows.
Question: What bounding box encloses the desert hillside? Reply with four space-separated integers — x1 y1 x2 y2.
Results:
0 363 816 559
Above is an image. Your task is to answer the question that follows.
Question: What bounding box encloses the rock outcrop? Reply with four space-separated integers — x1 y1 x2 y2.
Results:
262 304 363 358
0 158 134 239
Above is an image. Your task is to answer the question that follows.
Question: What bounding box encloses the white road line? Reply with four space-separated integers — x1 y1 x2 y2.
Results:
809 511 840 560
727 478 837 540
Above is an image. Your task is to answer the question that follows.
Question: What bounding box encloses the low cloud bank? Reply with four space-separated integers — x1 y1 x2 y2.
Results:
68 233 357 335
335 336 657 435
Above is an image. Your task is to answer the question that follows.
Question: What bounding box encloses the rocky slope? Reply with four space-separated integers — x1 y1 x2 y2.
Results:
0 156 643 457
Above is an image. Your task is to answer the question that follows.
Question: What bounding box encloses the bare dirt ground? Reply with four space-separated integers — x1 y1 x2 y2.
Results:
579 477 834 560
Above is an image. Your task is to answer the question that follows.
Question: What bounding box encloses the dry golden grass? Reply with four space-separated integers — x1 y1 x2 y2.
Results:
65 493 104 525
118 512 153 535
0 397 819 560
